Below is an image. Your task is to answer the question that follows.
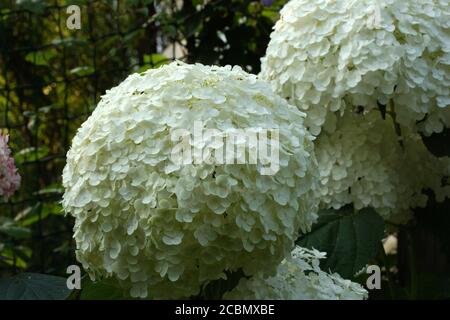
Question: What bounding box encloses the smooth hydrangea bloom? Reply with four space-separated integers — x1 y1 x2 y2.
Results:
0 133 21 199
62 61 319 299
316 111 450 222
260 0 450 136
224 246 368 300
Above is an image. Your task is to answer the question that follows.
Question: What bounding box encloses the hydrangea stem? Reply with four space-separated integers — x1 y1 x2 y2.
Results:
388 100 404 149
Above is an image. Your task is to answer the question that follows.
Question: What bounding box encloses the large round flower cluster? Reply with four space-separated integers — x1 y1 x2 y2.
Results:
62 62 319 299
224 246 368 300
0 133 21 199
260 0 450 136
315 111 450 222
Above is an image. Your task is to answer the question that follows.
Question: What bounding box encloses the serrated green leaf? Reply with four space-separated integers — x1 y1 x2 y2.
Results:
297 207 384 278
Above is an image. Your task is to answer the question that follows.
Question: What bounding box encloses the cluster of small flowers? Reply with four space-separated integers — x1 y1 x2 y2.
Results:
315 111 450 223
260 0 450 136
260 0 450 222
224 246 368 300
0 133 21 200
62 62 320 299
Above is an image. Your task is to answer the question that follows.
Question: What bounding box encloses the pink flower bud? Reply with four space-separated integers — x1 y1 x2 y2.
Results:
0 133 21 199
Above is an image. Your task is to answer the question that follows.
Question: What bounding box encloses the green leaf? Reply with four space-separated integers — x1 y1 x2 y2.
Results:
80 278 127 300
297 207 384 278
0 225 31 239
0 273 71 300
34 186 63 196
70 66 94 77
0 248 28 269
24 49 57 66
15 201 63 227
51 38 86 47
15 0 46 14
14 146 49 164
138 54 169 73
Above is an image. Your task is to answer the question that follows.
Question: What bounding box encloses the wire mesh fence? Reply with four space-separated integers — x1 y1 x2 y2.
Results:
0 0 282 277
0 0 185 275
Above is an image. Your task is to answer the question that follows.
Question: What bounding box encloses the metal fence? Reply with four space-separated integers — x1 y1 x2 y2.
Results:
0 0 184 274
0 0 282 276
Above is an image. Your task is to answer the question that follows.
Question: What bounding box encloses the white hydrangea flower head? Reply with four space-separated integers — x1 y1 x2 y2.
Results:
315 111 450 223
224 246 368 300
62 61 320 299
260 0 450 136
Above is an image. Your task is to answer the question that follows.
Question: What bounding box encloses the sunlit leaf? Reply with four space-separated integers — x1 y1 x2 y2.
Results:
14 146 49 164
24 49 57 66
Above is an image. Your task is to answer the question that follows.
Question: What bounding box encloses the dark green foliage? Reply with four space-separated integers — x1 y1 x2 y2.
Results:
174 0 285 73
196 269 249 300
0 272 71 300
421 128 450 157
80 278 128 300
297 207 385 279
